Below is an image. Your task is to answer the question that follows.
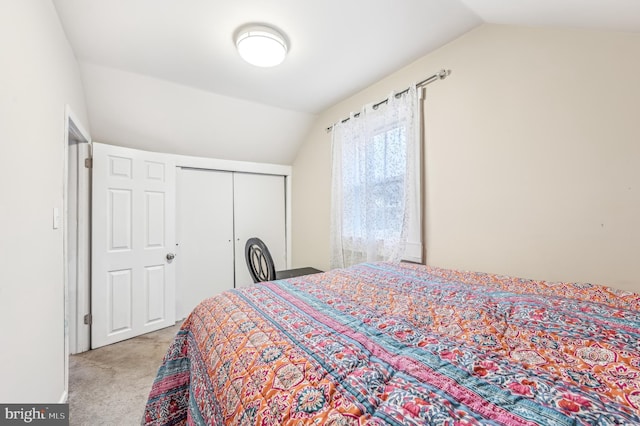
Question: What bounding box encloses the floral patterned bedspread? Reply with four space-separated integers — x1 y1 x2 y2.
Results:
142 262 640 425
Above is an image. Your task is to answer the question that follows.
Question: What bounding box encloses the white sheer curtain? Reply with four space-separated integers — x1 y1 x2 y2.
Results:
330 85 420 269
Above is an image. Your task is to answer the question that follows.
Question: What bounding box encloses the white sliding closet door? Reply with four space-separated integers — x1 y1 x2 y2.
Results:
176 168 234 320
234 173 286 287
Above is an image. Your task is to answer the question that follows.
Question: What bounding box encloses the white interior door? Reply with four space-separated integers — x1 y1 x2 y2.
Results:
91 143 176 348
176 168 234 320
234 173 286 287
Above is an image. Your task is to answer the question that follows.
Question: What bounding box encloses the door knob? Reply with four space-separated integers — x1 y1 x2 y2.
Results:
166 253 176 261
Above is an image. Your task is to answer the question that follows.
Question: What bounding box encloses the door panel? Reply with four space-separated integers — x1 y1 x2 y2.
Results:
233 173 286 287
108 189 132 250
176 168 234 320
92 143 175 348
145 191 165 247
145 265 165 324
109 269 132 332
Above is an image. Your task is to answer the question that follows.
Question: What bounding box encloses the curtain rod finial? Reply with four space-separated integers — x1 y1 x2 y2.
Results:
438 69 451 79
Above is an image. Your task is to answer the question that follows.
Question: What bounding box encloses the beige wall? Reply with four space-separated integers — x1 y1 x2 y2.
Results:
292 24 640 292
0 1 89 402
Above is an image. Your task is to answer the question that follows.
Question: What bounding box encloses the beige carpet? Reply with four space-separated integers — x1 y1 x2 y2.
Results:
69 323 182 426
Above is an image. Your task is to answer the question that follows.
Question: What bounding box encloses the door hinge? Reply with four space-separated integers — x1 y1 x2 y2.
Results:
84 313 92 325
84 158 93 168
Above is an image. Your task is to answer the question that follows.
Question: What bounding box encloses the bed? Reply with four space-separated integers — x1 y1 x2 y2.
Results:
142 262 640 425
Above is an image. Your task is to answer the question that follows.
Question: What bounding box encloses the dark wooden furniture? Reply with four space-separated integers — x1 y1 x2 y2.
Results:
245 237 322 283
275 267 323 279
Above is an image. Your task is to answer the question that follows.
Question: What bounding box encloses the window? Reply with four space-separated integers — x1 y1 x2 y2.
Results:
342 124 406 240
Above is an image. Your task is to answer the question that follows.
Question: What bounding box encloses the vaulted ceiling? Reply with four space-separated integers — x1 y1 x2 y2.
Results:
53 0 640 164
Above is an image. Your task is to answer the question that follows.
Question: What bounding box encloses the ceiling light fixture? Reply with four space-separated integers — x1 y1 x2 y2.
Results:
235 24 288 67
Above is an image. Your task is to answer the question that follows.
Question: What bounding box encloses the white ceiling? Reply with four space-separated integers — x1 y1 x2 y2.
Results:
52 0 640 164
460 0 640 33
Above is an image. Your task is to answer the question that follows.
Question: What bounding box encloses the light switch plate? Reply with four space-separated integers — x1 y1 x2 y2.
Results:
53 207 60 229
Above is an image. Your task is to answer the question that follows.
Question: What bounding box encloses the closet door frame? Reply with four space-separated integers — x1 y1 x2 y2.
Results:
173 154 292 269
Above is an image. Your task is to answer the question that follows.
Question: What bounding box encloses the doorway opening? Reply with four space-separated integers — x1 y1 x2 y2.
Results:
63 106 91 400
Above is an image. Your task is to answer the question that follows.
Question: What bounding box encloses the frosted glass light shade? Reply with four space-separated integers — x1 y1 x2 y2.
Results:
236 25 288 67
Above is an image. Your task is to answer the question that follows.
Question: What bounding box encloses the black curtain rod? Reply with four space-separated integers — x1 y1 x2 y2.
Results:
325 69 451 133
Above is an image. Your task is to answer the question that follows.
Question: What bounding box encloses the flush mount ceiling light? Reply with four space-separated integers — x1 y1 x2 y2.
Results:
235 24 288 67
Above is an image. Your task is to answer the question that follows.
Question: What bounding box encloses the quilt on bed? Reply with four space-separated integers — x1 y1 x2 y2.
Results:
143 262 640 425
